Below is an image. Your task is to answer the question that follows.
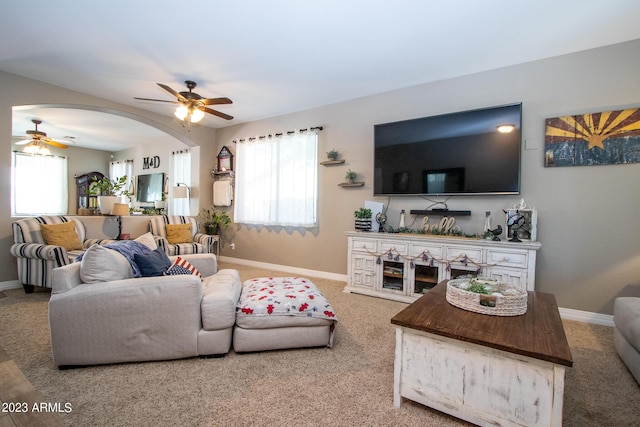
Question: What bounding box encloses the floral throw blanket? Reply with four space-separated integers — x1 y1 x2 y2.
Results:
237 277 337 322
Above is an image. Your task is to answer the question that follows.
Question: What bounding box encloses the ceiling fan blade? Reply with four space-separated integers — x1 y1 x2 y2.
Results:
43 138 69 149
201 97 233 106
134 97 178 104
14 139 31 145
202 107 233 121
157 83 188 102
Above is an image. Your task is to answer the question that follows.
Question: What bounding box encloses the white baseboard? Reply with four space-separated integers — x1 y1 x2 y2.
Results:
0 280 21 291
220 256 617 327
218 256 348 282
0 263 615 328
559 307 614 327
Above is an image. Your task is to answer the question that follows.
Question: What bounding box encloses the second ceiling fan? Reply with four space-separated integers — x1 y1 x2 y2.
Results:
134 80 233 122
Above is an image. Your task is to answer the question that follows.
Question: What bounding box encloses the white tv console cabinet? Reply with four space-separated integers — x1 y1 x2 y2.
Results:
345 231 541 303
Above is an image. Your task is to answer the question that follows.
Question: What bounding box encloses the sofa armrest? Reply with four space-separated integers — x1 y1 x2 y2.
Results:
10 243 70 263
52 262 82 294
194 233 218 252
154 236 169 253
201 269 242 331
169 253 218 277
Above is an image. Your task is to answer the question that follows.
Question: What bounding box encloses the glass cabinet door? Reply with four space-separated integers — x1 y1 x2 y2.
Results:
413 263 439 295
382 260 404 292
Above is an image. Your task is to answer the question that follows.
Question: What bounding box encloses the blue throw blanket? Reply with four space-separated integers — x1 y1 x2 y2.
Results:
76 240 152 278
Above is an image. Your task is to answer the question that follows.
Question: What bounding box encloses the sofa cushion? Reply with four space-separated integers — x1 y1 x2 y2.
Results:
166 224 193 244
134 232 158 250
80 245 134 283
40 222 83 251
165 257 202 280
135 247 172 277
614 297 640 353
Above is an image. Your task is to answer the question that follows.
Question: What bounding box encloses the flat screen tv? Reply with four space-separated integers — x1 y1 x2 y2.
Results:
374 103 522 196
136 173 164 203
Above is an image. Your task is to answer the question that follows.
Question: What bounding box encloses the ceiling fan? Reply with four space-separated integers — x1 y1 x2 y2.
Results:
134 80 233 121
14 119 71 149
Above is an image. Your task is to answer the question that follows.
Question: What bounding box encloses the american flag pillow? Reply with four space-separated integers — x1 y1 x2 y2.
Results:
165 257 202 281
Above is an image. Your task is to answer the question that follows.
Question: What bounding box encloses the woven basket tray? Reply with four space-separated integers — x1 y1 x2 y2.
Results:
446 278 528 316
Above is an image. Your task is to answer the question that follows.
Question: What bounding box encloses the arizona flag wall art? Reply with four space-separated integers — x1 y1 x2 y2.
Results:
544 107 640 167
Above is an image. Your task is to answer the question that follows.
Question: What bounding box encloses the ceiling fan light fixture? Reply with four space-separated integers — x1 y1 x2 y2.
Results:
174 105 189 120
190 108 205 123
23 142 41 154
23 141 50 155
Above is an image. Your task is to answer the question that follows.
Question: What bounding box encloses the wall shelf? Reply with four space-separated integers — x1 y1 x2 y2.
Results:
410 209 471 216
321 159 345 166
339 181 365 187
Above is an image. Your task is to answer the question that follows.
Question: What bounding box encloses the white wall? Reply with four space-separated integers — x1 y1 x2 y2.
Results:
215 39 640 315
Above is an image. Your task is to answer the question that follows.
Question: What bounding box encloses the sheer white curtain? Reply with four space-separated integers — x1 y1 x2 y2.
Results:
235 130 318 227
109 160 134 197
170 150 191 215
12 152 68 215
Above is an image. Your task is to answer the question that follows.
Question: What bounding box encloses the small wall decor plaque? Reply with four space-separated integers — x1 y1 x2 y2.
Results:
544 107 640 167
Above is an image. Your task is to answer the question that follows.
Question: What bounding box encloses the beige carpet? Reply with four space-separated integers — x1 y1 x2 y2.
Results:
0 262 638 427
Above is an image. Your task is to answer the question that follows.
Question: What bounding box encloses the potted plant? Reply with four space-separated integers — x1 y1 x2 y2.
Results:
345 169 357 184
88 175 132 214
354 207 372 231
326 149 339 161
198 206 232 235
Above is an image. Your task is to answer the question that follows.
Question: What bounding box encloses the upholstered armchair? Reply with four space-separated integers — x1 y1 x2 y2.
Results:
149 215 218 256
10 215 116 293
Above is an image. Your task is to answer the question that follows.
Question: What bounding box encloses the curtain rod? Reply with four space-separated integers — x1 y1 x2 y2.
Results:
232 126 323 144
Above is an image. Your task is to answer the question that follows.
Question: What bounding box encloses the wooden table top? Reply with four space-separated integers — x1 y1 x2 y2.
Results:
391 281 573 367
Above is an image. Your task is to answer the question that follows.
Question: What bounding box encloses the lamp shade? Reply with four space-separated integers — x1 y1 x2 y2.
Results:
110 203 130 216
172 185 189 199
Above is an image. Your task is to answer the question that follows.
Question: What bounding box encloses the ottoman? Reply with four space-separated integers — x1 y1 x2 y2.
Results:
233 277 338 352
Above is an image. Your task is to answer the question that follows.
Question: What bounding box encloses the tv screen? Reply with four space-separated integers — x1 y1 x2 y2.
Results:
136 173 164 203
374 103 522 196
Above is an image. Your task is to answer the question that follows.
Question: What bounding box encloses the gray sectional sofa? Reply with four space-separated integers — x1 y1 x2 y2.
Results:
614 297 640 384
49 253 241 367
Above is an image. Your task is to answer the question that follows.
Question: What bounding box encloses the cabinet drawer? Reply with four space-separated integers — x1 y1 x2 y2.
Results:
446 247 482 263
381 241 408 255
487 250 528 268
352 238 376 252
411 244 443 259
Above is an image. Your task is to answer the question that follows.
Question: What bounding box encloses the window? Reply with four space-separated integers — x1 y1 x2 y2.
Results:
12 152 68 216
109 160 134 195
170 150 191 216
234 131 318 227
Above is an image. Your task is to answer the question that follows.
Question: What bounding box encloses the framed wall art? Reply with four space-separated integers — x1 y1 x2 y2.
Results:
544 107 640 167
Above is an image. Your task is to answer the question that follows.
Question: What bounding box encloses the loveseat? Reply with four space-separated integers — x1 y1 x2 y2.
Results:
49 252 241 367
614 297 640 384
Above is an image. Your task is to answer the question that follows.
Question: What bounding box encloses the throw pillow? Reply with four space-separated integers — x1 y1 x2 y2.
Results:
165 223 193 244
40 222 84 251
134 247 172 277
80 244 134 283
134 232 158 250
165 257 202 280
